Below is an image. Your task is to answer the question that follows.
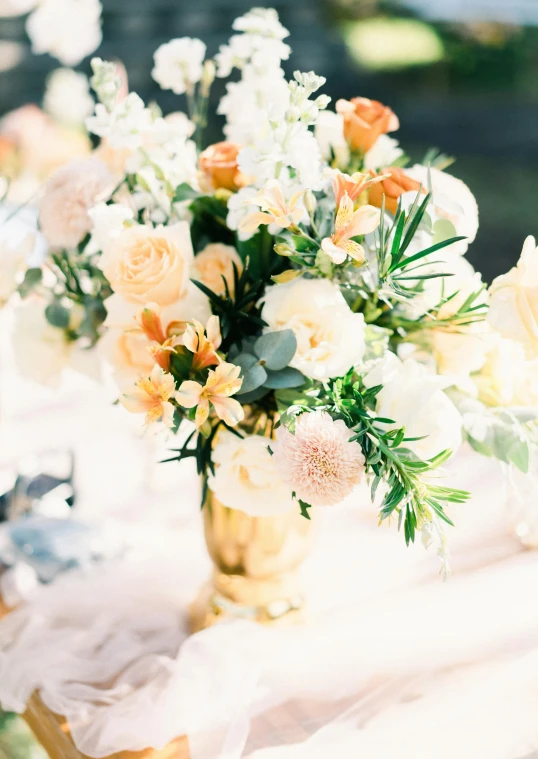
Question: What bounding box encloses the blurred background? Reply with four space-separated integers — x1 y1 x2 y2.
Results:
1 0 537 281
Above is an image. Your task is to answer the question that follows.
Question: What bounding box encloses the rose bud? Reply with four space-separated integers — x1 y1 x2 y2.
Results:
198 141 247 192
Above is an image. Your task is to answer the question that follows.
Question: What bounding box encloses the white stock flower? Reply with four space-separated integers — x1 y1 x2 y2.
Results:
215 7 290 77
315 110 349 167
273 411 366 507
364 353 462 460
152 38 206 95
26 0 102 67
488 236 538 358
208 431 295 517
363 134 404 170
475 335 538 408
90 57 123 109
226 186 258 241
87 93 153 150
88 202 134 253
261 278 367 381
44 69 94 127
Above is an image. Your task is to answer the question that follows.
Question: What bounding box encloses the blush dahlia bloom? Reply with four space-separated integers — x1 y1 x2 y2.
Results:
273 411 366 507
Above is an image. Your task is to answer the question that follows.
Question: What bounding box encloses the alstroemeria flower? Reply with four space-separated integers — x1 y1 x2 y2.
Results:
176 361 244 428
321 193 380 265
121 365 178 427
183 315 222 371
328 168 387 207
239 180 305 235
136 304 186 372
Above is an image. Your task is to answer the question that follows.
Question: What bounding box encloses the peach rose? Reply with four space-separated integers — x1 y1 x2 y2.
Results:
199 141 247 192
336 97 399 153
100 222 194 306
367 167 424 215
192 243 243 296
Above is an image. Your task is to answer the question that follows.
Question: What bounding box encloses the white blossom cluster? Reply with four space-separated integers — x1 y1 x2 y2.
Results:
86 58 198 223
152 37 207 95
25 0 102 66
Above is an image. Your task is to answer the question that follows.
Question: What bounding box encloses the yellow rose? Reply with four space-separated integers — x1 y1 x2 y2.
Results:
100 222 193 306
192 243 243 296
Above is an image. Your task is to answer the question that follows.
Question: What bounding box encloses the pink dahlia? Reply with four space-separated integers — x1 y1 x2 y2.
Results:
272 411 366 507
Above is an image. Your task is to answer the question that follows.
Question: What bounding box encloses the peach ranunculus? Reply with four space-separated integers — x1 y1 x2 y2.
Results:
121 365 179 427
39 157 116 248
198 141 247 192
100 222 194 306
176 361 244 428
192 243 243 296
336 97 399 153
321 194 380 265
367 167 424 216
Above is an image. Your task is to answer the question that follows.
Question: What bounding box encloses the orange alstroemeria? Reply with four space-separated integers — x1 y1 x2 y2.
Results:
120 365 178 428
329 168 387 207
183 315 222 371
136 304 186 371
175 361 244 429
321 193 380 265
239 180 305 235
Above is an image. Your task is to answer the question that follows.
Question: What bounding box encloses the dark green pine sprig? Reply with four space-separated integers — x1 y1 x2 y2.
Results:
317 372 469 545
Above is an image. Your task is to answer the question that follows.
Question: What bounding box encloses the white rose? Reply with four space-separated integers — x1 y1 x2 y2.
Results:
13 300 100 386
364 353 462 460
404 165 479 256
100 287 210 383
261 278 366 381
475 335 538 408
99 222 194 307
208 431 295 517
488 236 538 358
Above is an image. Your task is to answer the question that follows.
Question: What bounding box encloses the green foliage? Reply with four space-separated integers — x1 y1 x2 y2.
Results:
45 302 70 329
231 329 305 399
17 267 42 298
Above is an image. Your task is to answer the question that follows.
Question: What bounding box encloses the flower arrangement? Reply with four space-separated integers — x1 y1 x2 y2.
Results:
6 8 538 577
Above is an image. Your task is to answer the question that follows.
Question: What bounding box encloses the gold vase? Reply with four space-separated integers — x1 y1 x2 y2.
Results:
190 411 314 632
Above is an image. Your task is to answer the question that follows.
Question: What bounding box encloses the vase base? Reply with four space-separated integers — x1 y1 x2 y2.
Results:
189 577 306 633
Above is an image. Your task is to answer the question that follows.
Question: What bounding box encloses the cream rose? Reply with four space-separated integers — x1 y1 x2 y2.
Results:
488 236 538 359
475 336 538 408
364 353 462 460
100 287 211 383
208 431 295 516
100 222 193 306
192 243 243 296
261 278 366 381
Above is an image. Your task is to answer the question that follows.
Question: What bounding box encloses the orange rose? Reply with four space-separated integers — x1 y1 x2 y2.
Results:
368 167 424 215
336 98 399 153
198 141 247 192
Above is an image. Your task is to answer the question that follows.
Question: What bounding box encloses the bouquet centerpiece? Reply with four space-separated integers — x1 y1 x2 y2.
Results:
4 8 537 624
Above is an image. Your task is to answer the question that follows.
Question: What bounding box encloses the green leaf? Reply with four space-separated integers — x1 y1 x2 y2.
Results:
235 386 270 403
18 267 42 298
173 182 199 202
234 352 267 393
254 329 297 371
263 366 305 389
45 302 70 329
292 234 316 253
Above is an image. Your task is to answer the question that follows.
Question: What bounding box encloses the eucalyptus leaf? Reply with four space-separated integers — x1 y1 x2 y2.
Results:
45 302 70 329
235 385 270 403
173 182 199 202
234 352 267 393
263 367 305 389
18 267 42 298
254 329 297 371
